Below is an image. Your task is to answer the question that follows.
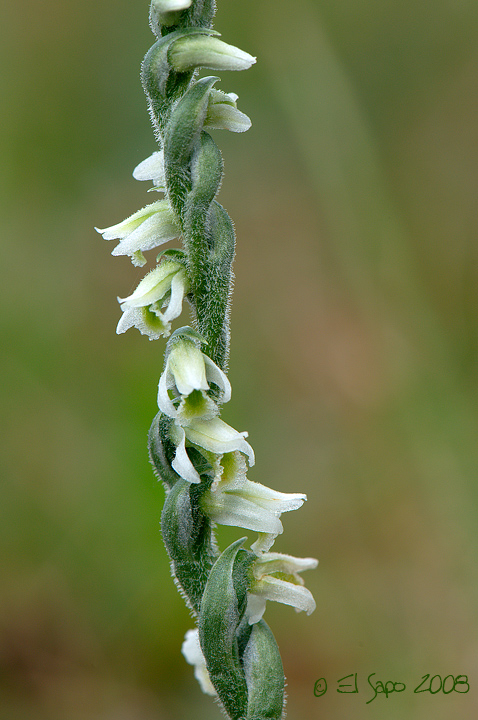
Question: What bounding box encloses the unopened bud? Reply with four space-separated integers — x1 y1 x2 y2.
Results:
169 35 256 72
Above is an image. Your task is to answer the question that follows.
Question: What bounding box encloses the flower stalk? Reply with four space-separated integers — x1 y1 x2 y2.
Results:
98 2 316 718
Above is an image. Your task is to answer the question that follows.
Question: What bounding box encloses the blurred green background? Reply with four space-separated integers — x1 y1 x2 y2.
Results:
1 0 477 718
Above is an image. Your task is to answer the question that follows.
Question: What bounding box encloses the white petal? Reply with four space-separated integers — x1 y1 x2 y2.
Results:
168 342 209 396
119 262 181 308
116 306 170 339
203 355 231 403
238 482 306 515
157 367 178 418
162 268 188 322
250 533 277 555
155 0 193 12
245 594 267 625
170 36 256 72
253 553 318 580
133 150 165 186
116 306 139 335
171 425 201 483
181 628 216 697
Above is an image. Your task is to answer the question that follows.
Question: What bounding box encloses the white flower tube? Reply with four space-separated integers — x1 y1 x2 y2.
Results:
150 0 193 27
95 199 180 266
184 417 254 466
169 417 254 485
201 451 306 546
246 552 318 624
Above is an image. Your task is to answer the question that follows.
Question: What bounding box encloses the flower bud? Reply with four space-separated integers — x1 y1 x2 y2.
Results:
169 35 256 72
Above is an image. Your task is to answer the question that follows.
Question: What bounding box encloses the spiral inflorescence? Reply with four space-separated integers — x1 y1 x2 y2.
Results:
97 2 317 718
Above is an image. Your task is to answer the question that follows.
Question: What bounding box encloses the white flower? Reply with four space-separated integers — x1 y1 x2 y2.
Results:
201 452 306 547
117 260 188 339
204 90 252 133
158 336 231 421
246 552 318 624
169 35 256 72
181 628 216 697
95 200 180 266
132 150 165 191
170 419 254 485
